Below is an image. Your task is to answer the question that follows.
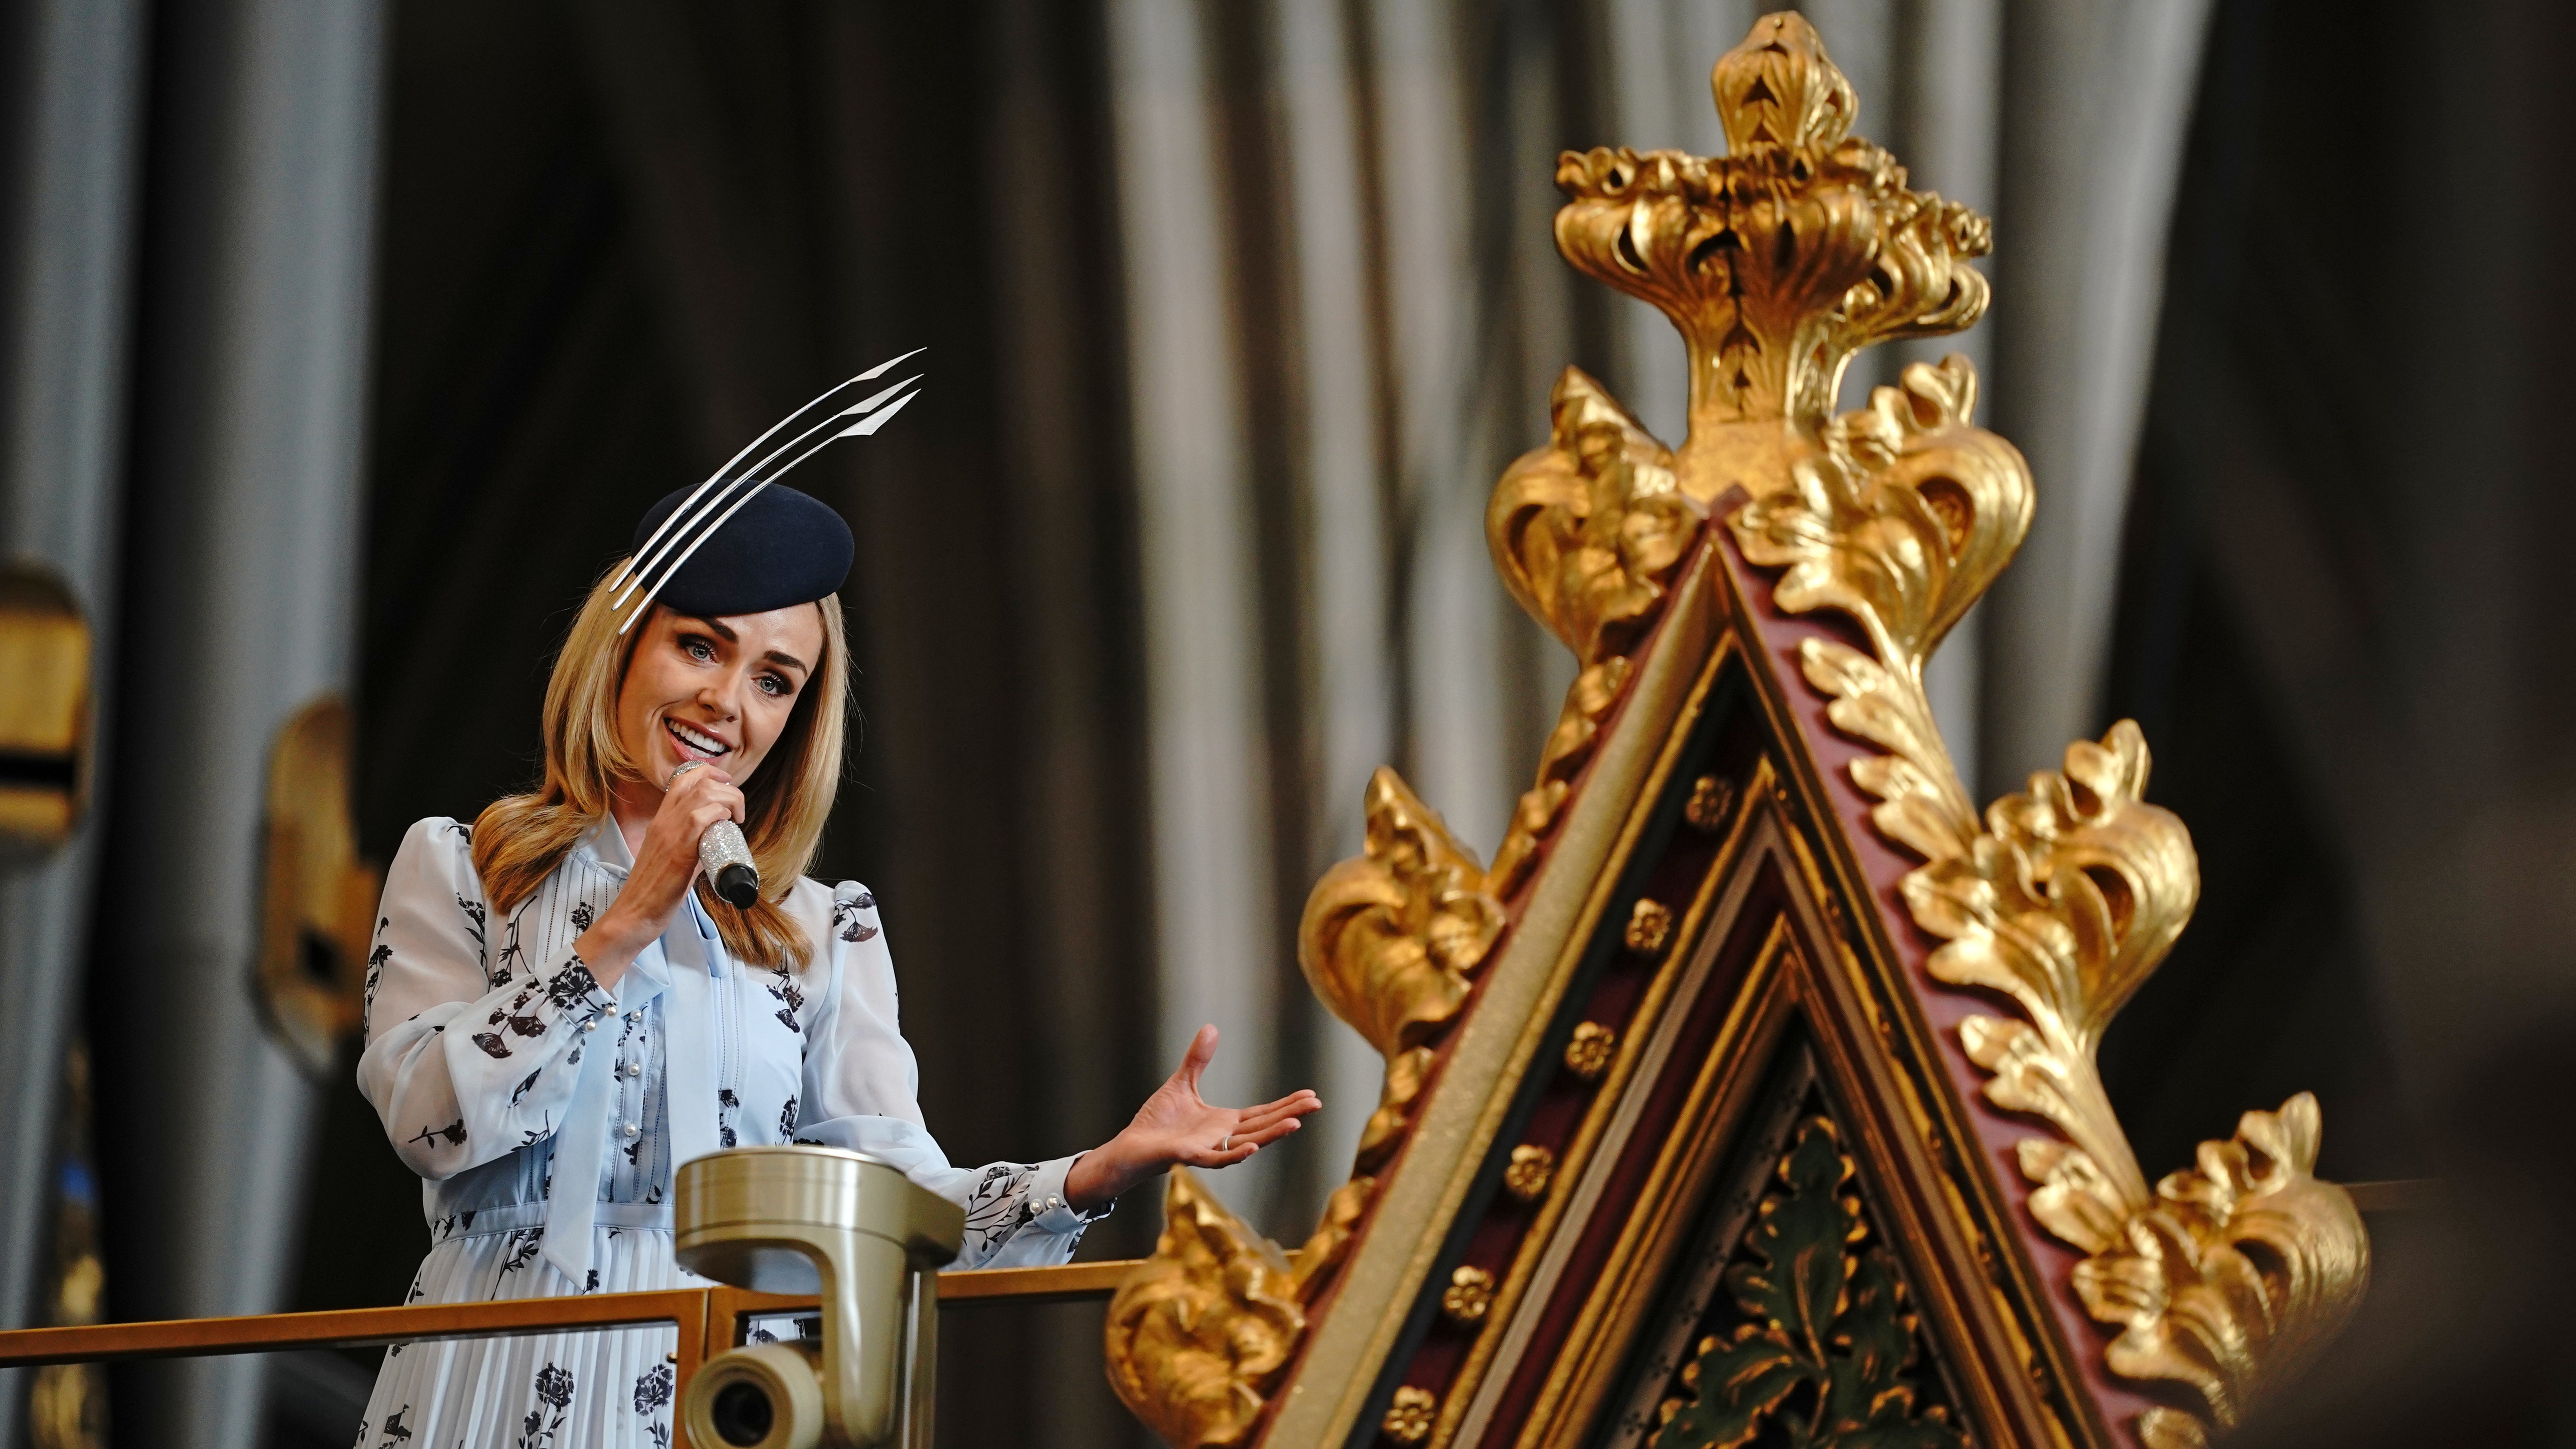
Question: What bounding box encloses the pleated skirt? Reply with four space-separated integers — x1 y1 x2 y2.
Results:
356 1206 707 1449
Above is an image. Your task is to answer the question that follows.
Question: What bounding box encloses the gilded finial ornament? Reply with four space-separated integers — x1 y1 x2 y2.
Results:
1553 12 1989 484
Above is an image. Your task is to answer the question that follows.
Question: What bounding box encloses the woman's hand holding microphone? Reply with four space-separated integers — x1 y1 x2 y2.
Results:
573 761 745 991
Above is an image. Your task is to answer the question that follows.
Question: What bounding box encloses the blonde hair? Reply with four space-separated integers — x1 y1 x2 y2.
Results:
472 560 850 969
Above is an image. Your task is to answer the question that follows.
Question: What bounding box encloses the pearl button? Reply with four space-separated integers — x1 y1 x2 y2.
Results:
583 1019 598 1033
625 1062 642 1078
624 1122 641 1138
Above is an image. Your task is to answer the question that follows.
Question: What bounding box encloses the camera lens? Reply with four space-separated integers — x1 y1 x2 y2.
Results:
711 1380 775 1446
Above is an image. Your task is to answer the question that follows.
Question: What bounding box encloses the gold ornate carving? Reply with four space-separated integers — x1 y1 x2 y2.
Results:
1907 723 2195 1208
1563 1021 1616 1082
1110 771 1507 1439
1355 1045 1438 1175
1489 368 1702 666
1900 732 2368 1444
1105 1168 1309 1449
1649 1115 1964 1449
1440 1267 1496 1326
1624 899 1675 957
1503 1145 1556 1203
1734 357 2034 863
1683 774 1737 832
1292 1178 1377 1301
1529 16 2372 1444
1300 768 1506 1059
1554 13 1990 466
1383 1387 1439 1445
2070 1095 2369 1448
1127 17 2371 1449
1485 369 1709 897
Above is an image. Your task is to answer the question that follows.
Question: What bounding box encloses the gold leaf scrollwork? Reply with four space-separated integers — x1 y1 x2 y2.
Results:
1485 368 1707 896
1104 1168 1308 1449
2072 1095 2369 1448
1905 723 2197 1210
1734 356 2032 863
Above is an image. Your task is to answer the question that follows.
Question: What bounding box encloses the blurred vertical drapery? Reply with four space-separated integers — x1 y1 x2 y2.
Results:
1103 0 1596 1229
87 4 386 1449
0 2 150 1447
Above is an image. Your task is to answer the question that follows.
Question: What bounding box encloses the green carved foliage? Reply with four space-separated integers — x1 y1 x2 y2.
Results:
1650 1118 1964 1449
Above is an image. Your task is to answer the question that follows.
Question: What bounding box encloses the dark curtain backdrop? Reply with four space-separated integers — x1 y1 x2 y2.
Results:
2108 0 2576 1442
292 5 1156 1447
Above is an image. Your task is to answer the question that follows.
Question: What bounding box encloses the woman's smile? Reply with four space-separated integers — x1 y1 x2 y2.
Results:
661 714 732 762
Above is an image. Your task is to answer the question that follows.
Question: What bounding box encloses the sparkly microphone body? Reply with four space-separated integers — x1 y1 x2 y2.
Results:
698 819 760 908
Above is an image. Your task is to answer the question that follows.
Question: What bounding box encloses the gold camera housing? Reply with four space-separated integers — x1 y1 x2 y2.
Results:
675 1147 963 1449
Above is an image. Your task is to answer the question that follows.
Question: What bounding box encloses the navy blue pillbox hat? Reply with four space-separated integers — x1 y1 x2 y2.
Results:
630 483 854 617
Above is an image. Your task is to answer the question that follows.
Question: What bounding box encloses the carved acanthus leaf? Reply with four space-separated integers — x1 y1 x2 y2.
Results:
1489 367 1703 668
1484 370 1705 897
1737 357 2033 863
1298 768 1505 1058
1649 1115 1965 1449
2067 1095 2369 1445
1104 1169 1309 1449
1905 724 2199 1208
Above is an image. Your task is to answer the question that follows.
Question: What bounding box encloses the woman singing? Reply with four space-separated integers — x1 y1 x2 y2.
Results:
354 477 1318 1447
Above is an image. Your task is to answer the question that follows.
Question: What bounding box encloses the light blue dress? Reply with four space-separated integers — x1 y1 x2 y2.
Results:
352 816 1103 1449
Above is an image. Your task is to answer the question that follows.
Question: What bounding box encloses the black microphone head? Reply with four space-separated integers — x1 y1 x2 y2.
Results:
714 862 760 909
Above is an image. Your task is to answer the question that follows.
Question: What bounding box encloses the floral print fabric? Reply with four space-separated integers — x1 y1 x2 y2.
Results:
352 817 1105 1446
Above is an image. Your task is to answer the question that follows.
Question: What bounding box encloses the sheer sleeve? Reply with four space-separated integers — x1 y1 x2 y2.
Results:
789 880 1107 1269
355 818 620 1181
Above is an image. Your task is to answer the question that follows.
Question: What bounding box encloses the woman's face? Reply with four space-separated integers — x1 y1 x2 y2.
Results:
617 604 827 794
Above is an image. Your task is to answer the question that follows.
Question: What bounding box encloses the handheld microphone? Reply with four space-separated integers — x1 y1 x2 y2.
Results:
698 820 760 908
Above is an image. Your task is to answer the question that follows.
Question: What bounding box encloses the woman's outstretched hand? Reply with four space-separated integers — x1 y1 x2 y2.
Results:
1063 1025 1321 1212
